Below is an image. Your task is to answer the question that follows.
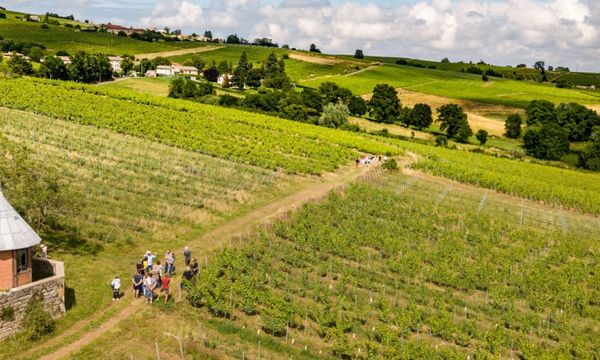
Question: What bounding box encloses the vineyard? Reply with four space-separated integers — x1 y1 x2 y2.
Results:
301 64 600 108
0 107 295 354
394 140 600 215
0 78 399 174
186 174 600 359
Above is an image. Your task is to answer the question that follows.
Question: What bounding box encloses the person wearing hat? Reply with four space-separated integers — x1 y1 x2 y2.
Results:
183 246 191 266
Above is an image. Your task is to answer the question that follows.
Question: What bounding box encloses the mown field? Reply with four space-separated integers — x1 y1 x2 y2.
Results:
75 173 600 359
0 10 199 54
301 64 600 108
0 107 301 359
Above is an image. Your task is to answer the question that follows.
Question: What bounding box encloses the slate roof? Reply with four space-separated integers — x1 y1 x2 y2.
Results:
0 189 41 251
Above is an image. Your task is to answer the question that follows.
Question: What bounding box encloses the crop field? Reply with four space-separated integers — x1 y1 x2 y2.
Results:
394 140 600 215
0 107 299 357
0 78 400 174
301 64 600 108
124 173 599 359
0 10 199 54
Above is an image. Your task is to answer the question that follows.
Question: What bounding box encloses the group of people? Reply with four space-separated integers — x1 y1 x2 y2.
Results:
355 155 387 167
110 246 200 304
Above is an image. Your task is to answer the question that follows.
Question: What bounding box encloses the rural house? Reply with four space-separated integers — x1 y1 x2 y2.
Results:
57 56 71 65
0 189 66 340
174 64 198 76
156 65 175 76
103 23 144 36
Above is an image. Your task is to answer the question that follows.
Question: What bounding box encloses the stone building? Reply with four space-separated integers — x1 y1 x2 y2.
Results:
0 189 65 340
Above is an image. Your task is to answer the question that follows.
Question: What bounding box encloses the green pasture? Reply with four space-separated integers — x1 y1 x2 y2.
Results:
301 64 600 108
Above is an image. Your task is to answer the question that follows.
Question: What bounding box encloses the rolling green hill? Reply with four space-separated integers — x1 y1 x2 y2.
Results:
301 64 600 108
0 9 198 55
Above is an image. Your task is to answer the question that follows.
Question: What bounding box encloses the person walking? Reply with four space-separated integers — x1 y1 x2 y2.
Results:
111 275 121 301
183 246 191 266
132 270 143 298
160 274 171 303
143 272 157 304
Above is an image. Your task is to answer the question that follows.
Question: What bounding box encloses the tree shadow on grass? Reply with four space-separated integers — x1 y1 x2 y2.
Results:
41 224 103 256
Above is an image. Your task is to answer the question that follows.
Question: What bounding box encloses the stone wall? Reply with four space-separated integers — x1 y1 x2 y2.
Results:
0 258 66 340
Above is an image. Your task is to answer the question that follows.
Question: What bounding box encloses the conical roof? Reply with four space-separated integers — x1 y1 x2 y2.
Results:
0 189 41 251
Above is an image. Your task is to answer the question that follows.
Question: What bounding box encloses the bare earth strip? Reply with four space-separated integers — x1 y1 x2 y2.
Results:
33 164 380 360
289 52 343 65
135 45 224 60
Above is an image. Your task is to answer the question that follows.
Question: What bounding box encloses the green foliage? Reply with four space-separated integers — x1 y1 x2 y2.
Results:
368 84 400 123
348 96 367 117
69 51 112 83
578 127 600 171
232 51 251 89
8 54 33 75
435 134 448 147
318 102 349 128
39 55 69 80
119 55 134 75
0 134 76 230
22 293 55 341
476 129 488 145
505 113 522 138
0 305 15 321
354 49 364 59
556 103 600 142
408 103 433 130
382 158 398 171
526 100 557 126
523 123 570 160
437 104 471 142
168 77 214 99
318 82 353 106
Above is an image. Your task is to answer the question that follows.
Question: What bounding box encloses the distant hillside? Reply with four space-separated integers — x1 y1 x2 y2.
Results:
0 9 198 55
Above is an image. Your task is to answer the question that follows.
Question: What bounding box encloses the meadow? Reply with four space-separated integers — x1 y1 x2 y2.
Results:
301 64 600 108
78 173 600 359
0 10 199 55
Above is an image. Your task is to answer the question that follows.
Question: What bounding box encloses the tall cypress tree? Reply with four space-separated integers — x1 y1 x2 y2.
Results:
232 51 251 89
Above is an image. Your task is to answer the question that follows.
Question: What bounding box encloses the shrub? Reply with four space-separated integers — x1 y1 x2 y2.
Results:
22 294 55 340
40 24 48 29
382 158 398 171
436 134 448 147
0 305 15 321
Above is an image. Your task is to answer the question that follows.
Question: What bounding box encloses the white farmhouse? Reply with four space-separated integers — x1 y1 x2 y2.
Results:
156 65 175 76
174 64 198 76
57 56 71 65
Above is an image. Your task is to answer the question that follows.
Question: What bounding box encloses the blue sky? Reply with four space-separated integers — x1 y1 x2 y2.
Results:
4 0 600 71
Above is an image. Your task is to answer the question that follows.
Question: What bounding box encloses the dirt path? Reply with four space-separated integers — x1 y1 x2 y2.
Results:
38 303 140 360
289 52 343 65
33 163 381 359
135 45 224 60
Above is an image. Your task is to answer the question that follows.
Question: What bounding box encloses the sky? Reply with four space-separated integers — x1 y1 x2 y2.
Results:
5 0 600 71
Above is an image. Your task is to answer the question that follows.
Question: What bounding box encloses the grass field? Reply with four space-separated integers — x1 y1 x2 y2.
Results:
301 64 600 108
0 107 300 358
101 77 172 96
65 173 600 358
168 46 367 82
0 10 199 55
